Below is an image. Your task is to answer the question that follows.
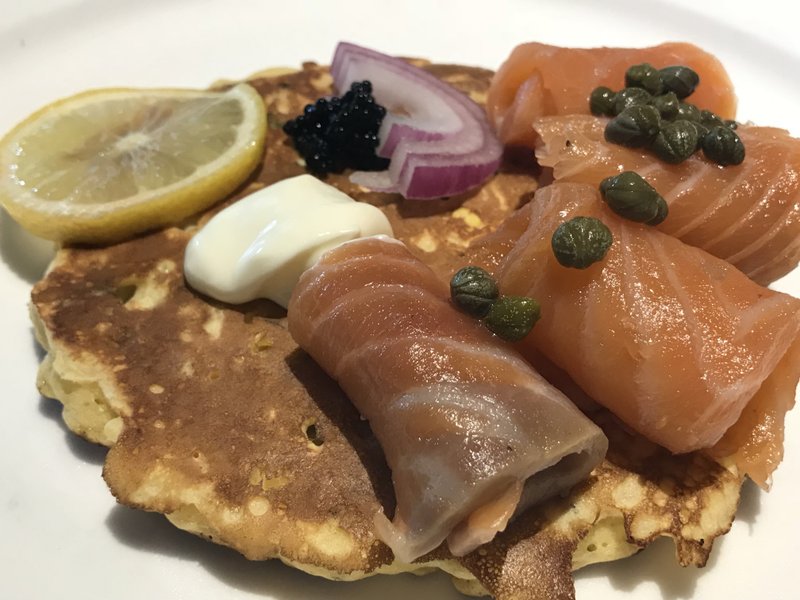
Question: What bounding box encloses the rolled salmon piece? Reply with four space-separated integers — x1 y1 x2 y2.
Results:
533 115 800 285
487 41 736 148
287 236 608 563
474 183 800 488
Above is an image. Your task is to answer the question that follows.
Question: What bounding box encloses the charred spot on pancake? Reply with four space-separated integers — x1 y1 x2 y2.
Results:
303 419 324 447
29 60 743 599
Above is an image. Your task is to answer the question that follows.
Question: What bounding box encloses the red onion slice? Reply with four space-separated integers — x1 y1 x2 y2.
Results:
331 42 503 200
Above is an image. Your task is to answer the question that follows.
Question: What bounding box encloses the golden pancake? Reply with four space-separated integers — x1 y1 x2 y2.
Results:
30 62 742 600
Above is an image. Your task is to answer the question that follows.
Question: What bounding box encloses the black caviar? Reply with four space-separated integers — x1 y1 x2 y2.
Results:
283 80 389 175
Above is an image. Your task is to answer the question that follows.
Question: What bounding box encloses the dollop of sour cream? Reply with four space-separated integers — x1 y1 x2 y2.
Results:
184 174 394 307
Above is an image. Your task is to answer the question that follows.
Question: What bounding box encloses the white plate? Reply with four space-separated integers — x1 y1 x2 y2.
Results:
1 1 798 599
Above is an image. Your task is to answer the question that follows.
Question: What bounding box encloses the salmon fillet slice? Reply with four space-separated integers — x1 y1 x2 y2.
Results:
473 182 800 487
533 115 800 284
487 41 736 148
288 236 607 562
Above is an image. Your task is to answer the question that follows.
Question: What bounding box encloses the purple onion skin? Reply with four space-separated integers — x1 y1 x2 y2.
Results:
331 41 504 200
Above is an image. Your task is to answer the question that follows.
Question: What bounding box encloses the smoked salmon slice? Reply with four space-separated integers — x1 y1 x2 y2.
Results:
487 42 736 148
287 236 607 562
533 115 800 284
473 183 800 487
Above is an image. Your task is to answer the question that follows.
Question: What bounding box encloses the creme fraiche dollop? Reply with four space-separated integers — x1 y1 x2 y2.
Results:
184 174 393 307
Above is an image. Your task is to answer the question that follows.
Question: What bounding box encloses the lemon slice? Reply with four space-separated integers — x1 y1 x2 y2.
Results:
0 83 267 244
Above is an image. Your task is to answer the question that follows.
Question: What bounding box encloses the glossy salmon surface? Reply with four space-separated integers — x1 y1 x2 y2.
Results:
288 236 607 561
474 183 800 487
533 115 800 284
487 42 736 147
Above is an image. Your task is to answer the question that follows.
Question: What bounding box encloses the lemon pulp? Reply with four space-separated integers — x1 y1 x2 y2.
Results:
0 83 267 244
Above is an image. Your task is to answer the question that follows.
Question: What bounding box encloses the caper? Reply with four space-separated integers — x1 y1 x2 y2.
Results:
676 102 701 122
604 104 661 148
551 216 613 269
659 66 700 99
692 120 709 136
483 296 541 342
625 63 663 95
651 120 700 164
650 91 679 120
724 119 738 130
450 266 499 318
701 125 745 166
590 86 617 116
613 87 653 115
699 109 724 129
651 196 669 225
691 120 709 151
599 171 669 225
